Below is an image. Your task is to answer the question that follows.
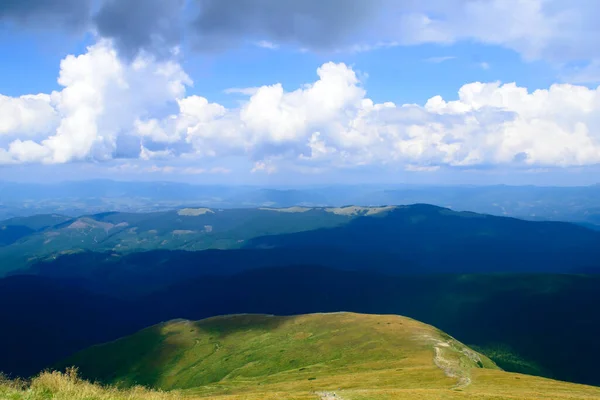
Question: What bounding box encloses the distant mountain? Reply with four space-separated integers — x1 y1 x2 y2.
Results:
0 207 354 275
0 214 70 246
247 204 600 274
0 225 34 246
3 180 600 226
3 204 600 276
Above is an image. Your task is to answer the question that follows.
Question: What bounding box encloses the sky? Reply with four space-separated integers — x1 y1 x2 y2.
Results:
2 0 600 185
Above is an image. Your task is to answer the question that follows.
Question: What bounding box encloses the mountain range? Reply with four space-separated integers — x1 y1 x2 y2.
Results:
3 180 600 227
2 204 600 276
1 204 600 391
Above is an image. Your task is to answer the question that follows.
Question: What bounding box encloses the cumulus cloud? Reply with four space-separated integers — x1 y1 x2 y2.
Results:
255 40 279 50
0 94 58 137
224 87 261 96
109 162 231 175
424 56 456 64
0 40 191 164
3 40 600 172
124 57 600 170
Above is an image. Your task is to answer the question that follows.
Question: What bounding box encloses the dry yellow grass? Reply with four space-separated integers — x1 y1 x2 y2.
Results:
3 368 600 400
0 369 179 400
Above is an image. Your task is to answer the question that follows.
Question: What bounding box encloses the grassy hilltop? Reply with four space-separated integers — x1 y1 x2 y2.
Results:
9 312 589 400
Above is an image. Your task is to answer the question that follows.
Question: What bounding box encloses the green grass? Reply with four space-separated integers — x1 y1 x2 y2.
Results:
470 344 548 377
47 312 600 400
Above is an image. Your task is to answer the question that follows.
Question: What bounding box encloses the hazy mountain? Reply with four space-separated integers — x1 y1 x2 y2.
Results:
3 180 600 226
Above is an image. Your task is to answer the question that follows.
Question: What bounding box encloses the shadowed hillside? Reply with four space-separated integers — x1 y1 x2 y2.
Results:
54 313 600 400
0 275 151 377
1 267 600 386
246 204 600 273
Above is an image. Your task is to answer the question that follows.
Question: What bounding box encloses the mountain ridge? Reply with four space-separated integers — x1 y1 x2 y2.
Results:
2 203 600 276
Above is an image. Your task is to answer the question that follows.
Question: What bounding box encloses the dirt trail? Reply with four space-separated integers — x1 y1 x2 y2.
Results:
317 391 345 400
432 343 471 389
419 334 482 389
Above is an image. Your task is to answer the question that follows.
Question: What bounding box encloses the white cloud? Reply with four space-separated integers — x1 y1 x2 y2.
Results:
107 162 230 175
181 66 600 170
424 56 456 64
387 0 580 62
224 87 261 96
405 165 441 172
251 161 277 174
345 41 400 53
561 60 600 84
0 94 58 137
181 167 206 174
0 40 190 164
209 166 232 174
3 41 600 173
145 165 175 173
140 145 173 160
135 95 225 144
255 40 279 50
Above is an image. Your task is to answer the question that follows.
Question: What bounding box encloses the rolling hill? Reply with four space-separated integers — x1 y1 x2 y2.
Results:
54 312 600 400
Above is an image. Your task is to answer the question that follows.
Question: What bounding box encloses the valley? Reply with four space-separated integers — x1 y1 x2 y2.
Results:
6 2 600 397
1 205 599 398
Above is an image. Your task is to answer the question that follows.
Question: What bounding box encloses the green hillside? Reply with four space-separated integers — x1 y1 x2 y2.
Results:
53 313 600 400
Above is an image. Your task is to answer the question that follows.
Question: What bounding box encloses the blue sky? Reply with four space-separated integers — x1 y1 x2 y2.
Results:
1 0 600 185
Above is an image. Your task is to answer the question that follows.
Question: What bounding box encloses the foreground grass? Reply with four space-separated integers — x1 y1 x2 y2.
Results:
0 369 179 400
4 313 600 400
3 368 600 400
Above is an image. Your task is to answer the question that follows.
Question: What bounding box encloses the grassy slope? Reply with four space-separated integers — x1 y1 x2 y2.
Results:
56 313 600 400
